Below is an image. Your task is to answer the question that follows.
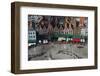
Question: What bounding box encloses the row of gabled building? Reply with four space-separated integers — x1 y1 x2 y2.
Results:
28 15 88 44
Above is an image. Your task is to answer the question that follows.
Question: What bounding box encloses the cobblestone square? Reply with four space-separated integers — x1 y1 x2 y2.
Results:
28 43 88 60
